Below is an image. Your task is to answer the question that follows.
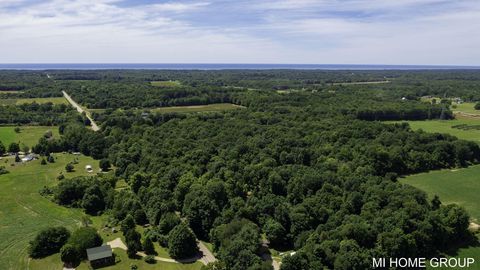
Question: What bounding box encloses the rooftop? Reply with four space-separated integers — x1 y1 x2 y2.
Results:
86 245 112 261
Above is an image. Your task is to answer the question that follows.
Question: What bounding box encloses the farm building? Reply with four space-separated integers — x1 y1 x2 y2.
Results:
86 245 114 268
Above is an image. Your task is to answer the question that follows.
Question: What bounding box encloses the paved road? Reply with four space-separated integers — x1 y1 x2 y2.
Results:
62 91 100 131
198 241 216 265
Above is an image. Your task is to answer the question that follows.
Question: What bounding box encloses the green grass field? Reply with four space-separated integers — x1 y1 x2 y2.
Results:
402 165 480 222
150 80 182 87
30 249 203 270
153 103 244 113
0 97 67 105
453 102 479 115
0 126 60 148
0 153 98 269
394 119 480 143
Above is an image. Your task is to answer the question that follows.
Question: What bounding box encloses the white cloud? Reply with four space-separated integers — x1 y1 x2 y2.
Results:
0 0 479 64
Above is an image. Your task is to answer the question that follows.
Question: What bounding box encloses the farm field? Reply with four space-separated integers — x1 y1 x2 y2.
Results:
0 97 67 105
0 153 98 269
151 80 182 87
0 126 60 148
402 165 480 222
395 119 480 143
152 103 244 113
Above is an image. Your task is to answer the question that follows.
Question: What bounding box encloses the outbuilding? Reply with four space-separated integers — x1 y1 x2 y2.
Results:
86 245 114 268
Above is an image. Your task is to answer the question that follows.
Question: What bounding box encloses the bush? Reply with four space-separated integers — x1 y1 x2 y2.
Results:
47 155 55 163
65 163 74 172
168 223 198 259
28 226 70 258
99 158 111 171
0 166 8 175
475 102 480 110
60 244 81 266
158 234 168 248
144 255 156 264
41 159 47 165
8 142 20 153
143 237 156 255
68 227 103 259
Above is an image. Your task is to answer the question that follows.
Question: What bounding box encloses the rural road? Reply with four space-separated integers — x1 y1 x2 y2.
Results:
198 241 216 265
62 91 100 131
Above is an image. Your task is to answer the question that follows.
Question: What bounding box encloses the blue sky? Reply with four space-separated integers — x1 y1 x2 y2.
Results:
0 0 479 65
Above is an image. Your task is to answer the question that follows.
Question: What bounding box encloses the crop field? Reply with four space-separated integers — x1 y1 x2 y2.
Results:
152 103 244 113
0 97 67 105
402 165 480 222
151 80 182 87
0 153 97 269
0 126 60 148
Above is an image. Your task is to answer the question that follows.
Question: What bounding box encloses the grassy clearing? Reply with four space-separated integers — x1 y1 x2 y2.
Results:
0 97 67 105
0 153 97 269
394 119 480 143
151 81 182 87
330 80 391 85
0 90 24 94
402 165 480 222
453 102 479 115
152 103 244 113
0 126 60 148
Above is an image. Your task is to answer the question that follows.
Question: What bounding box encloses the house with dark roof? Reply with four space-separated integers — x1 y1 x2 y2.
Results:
86 245 114 268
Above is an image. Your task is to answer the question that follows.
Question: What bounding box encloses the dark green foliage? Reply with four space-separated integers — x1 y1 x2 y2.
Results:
28 226 70 258
65 163 74 172
263 219 287 248
67 227 102 259
60 244 81 266
8 142 20 153
158 212 181 235
0 141 5 156
0 166 8 175
144 255 156 264
40 158 47 165
212 219 264 270
125 229 142 258
47 155 55 163
475 103 480 110
167 223 198 259
99 158 111 171
143 237 156 255
121 214 135 233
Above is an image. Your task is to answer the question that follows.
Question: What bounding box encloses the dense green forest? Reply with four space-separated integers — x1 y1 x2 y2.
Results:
2 70 480 269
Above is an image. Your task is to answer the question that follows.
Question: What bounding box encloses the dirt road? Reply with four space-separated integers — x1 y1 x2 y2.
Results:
62 91 100 131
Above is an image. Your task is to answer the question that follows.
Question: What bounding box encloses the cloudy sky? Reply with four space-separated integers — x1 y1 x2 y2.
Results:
0 0 479 65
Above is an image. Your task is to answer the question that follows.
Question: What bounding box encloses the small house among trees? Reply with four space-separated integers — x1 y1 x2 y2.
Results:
86 245 114 268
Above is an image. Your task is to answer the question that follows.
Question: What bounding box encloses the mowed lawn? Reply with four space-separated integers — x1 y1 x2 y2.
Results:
153 103 244 113
0 97 67 105
0 126 60 148
395 118 480 143
402 165 480 222
0 153 97 269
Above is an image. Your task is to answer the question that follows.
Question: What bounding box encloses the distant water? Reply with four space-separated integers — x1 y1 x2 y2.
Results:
0 63 479 70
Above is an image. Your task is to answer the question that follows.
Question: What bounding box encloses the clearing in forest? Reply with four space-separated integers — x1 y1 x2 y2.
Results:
152 103 245 113
151 80 182 87
0 97 67 105
0 126 60 148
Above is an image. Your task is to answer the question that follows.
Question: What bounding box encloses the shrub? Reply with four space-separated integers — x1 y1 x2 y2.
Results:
60 244 81 266
144 255 156 264
41 159 47 165
28 226 70 258
65 163 74 172
68 227 102 259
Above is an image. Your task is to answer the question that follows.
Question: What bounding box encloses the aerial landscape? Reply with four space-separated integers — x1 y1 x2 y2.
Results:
1 0 480 270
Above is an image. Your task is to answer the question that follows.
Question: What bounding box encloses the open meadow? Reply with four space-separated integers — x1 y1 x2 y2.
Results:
402 165 480 222
152 103 244 113
0 97 67 105
0 153 97 269
0 126 60 148
150 80 182 87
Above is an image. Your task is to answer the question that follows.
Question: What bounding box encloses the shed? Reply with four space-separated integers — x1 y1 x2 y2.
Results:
86 245 114 268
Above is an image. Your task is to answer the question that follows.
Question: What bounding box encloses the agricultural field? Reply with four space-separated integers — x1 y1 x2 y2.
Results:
399 119 480 143
0 97 67 105
151 80 182 87
0 126 60 148
402 165 480 222
152 103 244 113
0 153 97 269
